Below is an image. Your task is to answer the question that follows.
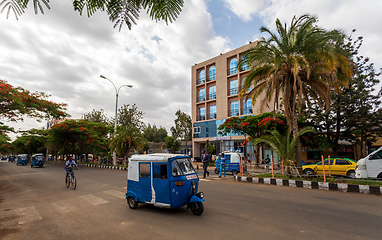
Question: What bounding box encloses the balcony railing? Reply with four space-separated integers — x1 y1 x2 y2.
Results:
208 93 216 100
207 74 216 82
241 107 253 115
197 77 205 85
228 87 238 96
228 67 238 75
197 96 205 102
229 109 240 117
196 115 206 121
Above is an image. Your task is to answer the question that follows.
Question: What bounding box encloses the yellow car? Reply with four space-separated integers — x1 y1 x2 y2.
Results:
302 158 357 178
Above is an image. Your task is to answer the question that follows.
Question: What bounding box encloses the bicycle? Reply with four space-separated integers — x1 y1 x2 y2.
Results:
65 169 77 190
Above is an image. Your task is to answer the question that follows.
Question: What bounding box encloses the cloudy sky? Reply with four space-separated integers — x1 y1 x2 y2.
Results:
1 0 382 139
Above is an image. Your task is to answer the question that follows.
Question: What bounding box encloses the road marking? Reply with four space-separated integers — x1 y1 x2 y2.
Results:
51 200 78 214
15 207 42 225
103 190 126 199
199 178 212 182
80 194 109 205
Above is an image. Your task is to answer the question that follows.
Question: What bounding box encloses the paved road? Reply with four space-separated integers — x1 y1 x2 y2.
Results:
1 161 382 240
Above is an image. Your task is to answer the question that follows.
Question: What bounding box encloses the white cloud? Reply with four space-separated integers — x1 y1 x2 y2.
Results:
223 0 265 22
0 0 231 139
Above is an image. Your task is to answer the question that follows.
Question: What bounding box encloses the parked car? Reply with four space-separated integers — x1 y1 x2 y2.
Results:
356 147 382 179
302 157 357 178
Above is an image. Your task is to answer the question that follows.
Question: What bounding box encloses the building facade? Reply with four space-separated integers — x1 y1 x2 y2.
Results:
191 42 275 161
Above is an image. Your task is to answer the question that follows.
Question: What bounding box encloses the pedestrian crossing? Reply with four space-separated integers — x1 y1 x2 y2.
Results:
1 189 126 228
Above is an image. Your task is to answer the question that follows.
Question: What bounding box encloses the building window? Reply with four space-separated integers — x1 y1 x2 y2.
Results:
193 126 201 134
230 101 239 116
198 70 205 84
229 79 238 95
198 89 205 102
209 105 216 119
243 98 253 115
209 86 216 100
229 58 238 75
139 163 150 178
199 107 205 121
208 66 216 81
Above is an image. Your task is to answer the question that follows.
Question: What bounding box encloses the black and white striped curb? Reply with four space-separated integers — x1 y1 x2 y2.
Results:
78 164 127 171
234 176 382 195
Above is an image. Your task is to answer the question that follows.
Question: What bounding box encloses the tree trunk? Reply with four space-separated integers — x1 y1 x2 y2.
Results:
292 113 302 169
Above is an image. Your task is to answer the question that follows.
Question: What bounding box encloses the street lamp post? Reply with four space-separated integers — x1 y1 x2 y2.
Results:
100 75 133 166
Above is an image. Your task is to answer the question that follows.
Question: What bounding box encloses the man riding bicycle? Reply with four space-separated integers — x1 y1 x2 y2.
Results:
65 156 78 177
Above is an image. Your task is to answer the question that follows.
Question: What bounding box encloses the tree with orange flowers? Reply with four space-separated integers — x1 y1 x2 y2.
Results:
0 80 69 122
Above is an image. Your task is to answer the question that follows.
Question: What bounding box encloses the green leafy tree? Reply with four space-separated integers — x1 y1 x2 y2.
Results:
117 104 145 130
143 123 167 142
82 109 109 123
251 127 315 174
239 14 353 167
13 128 48 155
170 109 191 152
48 120 111 159
110 125 145 158
1 0 184 31
164 136 180 153
305 33 382 158
0 80 69 122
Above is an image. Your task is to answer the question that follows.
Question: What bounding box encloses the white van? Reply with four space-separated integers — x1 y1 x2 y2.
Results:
355 147 382 179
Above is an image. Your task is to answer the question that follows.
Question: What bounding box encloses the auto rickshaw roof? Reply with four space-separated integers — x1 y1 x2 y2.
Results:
129 153 188 162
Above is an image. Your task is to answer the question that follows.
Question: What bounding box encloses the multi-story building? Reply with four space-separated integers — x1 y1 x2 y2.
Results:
191 42 275 160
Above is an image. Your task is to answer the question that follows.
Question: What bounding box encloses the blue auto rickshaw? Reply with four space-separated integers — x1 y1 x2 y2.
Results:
214 151 247 175
8 155 16 162
17 154 28 166
126 153 205 215
31 153 44 168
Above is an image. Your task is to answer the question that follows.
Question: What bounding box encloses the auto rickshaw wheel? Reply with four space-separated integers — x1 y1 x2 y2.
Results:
127 196 138 209
231 170 237 175
190 202 204 216
214 169 219 174
31 164 33 168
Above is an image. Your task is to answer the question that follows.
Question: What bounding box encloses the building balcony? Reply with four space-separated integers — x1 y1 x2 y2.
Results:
241 107 253 115
197 96 205 102
197 77 205 85
207 93 216 100
196 115 206 121
209 113 217 120
228 87 238 96
207 74 216 82
228 109 240 117
228 67 238 75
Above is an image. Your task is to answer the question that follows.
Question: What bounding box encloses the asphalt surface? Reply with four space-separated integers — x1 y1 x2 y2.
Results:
1 161 382 240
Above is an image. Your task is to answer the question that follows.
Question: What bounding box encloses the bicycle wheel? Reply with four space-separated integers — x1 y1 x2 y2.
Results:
65 176 70 188
71 176 76 190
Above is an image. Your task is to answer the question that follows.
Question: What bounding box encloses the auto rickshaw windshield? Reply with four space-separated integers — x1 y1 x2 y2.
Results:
171 158 196 176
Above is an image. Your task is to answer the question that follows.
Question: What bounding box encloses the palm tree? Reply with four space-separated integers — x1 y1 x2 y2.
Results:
109 125 145 162
251 127 315 175
239 14 353 167
1 0 184 31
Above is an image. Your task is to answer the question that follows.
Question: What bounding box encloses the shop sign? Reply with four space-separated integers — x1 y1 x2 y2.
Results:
214 136 230 140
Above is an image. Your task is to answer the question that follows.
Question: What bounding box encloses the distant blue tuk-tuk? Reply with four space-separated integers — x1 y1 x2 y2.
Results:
17 154 28 166
126 153 205 215
31 154 44 168
215 151 247 175
8 155 16 162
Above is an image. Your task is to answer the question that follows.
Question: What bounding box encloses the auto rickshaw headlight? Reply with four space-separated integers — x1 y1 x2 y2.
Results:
175 181 184 186
196 192 204 198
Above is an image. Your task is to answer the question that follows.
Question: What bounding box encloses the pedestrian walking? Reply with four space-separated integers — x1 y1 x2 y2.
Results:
201 150 210 178
263 154 270 173
219 153 226 177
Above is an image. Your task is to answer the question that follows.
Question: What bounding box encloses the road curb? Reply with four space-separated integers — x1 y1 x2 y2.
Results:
78 164 127 171
234 176 382 195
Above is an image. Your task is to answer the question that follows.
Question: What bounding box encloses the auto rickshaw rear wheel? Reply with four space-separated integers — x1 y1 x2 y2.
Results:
190 202 204 216
127 196 138 209
231 170 237 175
214 169 219 174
